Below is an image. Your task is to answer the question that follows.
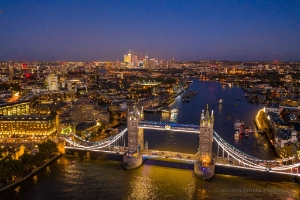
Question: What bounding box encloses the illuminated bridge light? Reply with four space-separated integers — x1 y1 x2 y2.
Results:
61 128 128 149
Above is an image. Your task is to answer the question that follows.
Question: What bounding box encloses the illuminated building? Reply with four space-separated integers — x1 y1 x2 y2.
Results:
35 91 74 103
144 55 149 67
67 81 72 91
47 74 59 91
149 58 158 67
68 105 110 125
0 101 32 115
124 53 132 65
1 145 25 160
0 115 56 138
133 54 138 67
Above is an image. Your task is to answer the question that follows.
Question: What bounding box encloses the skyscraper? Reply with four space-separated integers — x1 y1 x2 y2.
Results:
47 74 59 91
124 53 132 65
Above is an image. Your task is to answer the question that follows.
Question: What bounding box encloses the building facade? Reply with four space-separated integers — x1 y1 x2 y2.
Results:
124 53 132 65
47 74 59 91
0 101 32 116
0 115 56 138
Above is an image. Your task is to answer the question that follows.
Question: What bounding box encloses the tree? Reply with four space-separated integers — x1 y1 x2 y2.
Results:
20 153 34 172
9 159 24 180
33 152 46 166
0 157 24 183
0 158 12 183
38 140 58 158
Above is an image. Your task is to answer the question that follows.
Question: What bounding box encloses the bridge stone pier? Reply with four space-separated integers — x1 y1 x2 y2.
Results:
57 139 66 154
123 105 144 169
194 108 215 180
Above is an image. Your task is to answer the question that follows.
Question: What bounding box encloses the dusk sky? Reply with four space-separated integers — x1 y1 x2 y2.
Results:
0 0 299 62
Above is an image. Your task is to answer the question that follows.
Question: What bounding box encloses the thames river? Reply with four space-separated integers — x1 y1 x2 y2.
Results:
1 80 299 200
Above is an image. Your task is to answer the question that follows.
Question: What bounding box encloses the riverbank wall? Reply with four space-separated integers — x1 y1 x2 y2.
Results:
254 109 293 158
255 109 275 146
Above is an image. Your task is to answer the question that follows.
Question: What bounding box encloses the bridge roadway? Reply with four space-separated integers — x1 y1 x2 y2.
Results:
65 145 197 161
141 149 197 161
65 144 300 176
65 145 300 175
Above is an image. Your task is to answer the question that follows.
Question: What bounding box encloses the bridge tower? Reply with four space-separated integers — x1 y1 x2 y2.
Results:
123 105 144 169
127 105 144 153
194 107 215 180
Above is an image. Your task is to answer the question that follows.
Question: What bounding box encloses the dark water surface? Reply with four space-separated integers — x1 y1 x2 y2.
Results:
1 80 299 200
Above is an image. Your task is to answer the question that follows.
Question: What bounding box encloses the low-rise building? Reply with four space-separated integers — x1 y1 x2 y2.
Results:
274 129 297 148
1 144 25 160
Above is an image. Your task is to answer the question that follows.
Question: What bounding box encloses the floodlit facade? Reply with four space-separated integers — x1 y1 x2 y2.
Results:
0 115 56 138
124 53 132 64
0 101 32 115
47 74 59 91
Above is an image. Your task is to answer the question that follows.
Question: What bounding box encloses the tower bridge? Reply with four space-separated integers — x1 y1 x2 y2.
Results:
59 105 300 180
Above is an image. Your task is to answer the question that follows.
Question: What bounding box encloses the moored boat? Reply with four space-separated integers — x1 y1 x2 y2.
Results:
234 119 244 130
244 127 255 133
170 108 178 114
234 130 240 138
161 109 169 113
165 124 171 130
245 132 249 138
182 97 190 102
161 107 178 114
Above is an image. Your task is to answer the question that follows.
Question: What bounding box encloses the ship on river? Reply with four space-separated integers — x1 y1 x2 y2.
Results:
161 107 178 114
182 91 198 102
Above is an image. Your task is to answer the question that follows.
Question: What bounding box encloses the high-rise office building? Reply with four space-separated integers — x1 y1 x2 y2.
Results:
124 53 132 64
47 74 59 91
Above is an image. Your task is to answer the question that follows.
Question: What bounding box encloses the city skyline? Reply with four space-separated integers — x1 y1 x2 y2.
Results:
0 0 300 62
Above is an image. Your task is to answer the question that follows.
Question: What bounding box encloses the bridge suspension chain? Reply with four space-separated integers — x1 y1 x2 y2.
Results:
60 128 127 150
213 135 266 169
213 131 300 171
214 131 294 163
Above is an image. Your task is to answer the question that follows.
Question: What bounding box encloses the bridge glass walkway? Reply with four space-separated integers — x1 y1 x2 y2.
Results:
138 121 200 133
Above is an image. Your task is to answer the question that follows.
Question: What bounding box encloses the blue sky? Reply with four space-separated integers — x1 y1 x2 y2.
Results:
0 0 299 62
